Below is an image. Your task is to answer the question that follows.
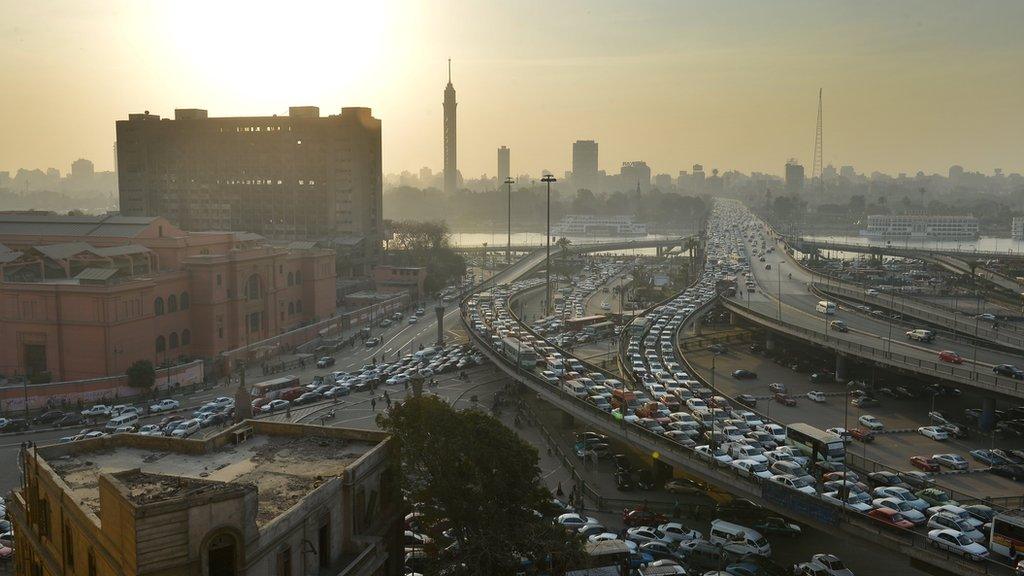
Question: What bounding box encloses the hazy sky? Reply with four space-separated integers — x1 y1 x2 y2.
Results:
2 0 1023 180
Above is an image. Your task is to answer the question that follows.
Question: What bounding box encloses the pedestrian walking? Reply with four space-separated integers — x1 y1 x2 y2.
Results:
371 398 377 411
556 481 564 497
672 499 681 519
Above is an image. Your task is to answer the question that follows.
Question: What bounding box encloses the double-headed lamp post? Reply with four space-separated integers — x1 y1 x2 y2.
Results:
505 177 515 266
541 174 557 316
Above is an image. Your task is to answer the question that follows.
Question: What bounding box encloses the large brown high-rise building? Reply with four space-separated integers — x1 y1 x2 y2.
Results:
116 106 382 275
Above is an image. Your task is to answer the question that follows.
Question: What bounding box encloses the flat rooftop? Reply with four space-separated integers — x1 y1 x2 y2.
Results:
44 432 375 525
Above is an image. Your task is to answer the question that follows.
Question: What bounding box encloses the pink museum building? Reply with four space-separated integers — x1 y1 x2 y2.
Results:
0 213 337 382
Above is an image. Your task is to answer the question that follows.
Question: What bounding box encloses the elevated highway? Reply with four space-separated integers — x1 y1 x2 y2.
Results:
455 236 692 256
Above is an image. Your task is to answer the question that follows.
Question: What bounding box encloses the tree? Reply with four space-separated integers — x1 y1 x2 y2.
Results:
388 220 467 294
126 360 156 389
378 396 583 575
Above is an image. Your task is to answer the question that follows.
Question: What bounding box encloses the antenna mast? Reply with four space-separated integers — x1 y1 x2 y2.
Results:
812 88 823 187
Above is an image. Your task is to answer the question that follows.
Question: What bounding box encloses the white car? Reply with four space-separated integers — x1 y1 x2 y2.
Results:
806 390 826 402
731 458 772 479
858 415 884 431
657 522 701 543
822 491 873 513
918 426 949 441
762 423 787 443
625 526 660 544
556 513 598 528
150 399 180 413
408 316 419 324
771 474 817 494
136 424 163 436
871 497 926 524
928 513 985 543
695 445 733 464
81 405 112 417
170 419 201 438
811 554 856 576
926 529 989 560
211 396 234 408
926 505 983 529
873 486 929 511
261 399 290 413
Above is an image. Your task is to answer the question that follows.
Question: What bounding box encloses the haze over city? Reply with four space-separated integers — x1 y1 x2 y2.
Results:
3 0 1024 178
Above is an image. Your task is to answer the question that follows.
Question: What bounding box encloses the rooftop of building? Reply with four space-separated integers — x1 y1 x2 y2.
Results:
0 213 172 238
39 423 380 526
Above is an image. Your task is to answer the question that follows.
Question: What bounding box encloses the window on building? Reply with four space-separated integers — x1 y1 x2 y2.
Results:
154 297 165 316
216 274 222 287
207 533 237 576
246 275 262 300
288 302 295 315
180 292 190 310
181 329 191 346
287 272 294 286
63 521 75 566
168 294 178 313
218 327 224 339
296 300 303 313
296 271 302 284
276 547 292 576
169 332 179 349
38 497 51 538
156 336 166 354
87 550 96 576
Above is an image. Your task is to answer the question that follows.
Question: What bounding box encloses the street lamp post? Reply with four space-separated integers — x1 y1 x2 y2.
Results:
541 174 557 316
777 263 783 321
505 177 515 266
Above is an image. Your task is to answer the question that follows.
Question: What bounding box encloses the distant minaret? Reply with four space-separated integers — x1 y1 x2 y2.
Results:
443 59 458 195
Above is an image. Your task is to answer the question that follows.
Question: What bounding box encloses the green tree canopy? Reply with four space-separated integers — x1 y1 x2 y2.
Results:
126 359 156 389
378 396 582 575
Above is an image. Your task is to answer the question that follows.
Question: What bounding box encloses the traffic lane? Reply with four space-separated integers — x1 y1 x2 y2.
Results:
585 276 629 316
684 347 1024 498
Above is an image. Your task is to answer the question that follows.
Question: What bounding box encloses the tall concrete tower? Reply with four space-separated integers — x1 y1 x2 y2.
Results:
443 59 458 195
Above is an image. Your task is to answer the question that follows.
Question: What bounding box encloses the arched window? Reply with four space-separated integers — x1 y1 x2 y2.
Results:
296 300 303 313
246 274 262 300
154 297 165 316
296 270 303 285
180 292 190 310
287 271 294 286
181 329 191 346
288 302 295 315
155 335 166 354
169 332 179 349
167 294 178 313
205 530 240 576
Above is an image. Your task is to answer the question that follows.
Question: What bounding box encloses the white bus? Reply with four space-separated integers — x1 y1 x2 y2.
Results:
990 513 1024 560
786 422 846 463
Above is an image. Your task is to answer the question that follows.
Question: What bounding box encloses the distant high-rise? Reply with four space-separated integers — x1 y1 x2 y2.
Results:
572 140 599 191
620 161 651 193
116 106 383 274
443 60 458 194
691 164 706 192
785 159 805 194
840 165 855 179
497 146 510 183
70 158 94 179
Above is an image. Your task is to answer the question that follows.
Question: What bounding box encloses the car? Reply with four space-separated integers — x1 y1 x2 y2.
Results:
938 350 964 364
365 337 381 348
990 464 1024 481
927 505 983 529
910 456 940 472
657 522 702 543
408 316 419 324
809 372 835 384
873 486 929 511
871 497 926 524
170 419 200 438
556 513 598 528
625 526 661 544
752 516 801 537
150 399 180 412
0 418 28 432
867 507 915 529
829 319 849 333
81 405 112 417
261 399 290 413
969 449 1010 467
810 553 855 576
768 382 787 393
918 426 949 441
316 356 336 368
868 471 909 489
933 453 969 470
773 393 797 407
806 390 826 402
858 415 884 430
32 410 66 425
664 478 706 495
638 540 676 560
927 528 989 560
735 394 758 408
993 364 1024 379
916 488 958 508
928 513 985 543
732 369 757 380
902 471 936 490
851 396 879 408
848 427 875 442
975 313 997 321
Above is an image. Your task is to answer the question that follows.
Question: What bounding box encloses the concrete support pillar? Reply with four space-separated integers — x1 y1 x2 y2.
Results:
765 332 776 352
980 397 996 433
835 354 848 383
729 312 738 327
434 305 445 346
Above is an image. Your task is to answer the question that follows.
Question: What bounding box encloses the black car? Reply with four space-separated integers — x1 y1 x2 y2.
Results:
32 410 66 425
708 344 727 354
852 396 880 408
714 498 770 522
736 394 758 408
294 391 322 405
0 419 28 432
613 453 632 471
54 413 83 427
902 471 936 490
614 470 633 491
809 372 835 384
867 471 910 489
989 465 1024 482
633 468 655 490
993 364 1024 380
732 369 757 380
316 356 336 369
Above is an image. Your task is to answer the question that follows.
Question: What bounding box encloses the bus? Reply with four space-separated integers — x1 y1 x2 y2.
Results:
583 321 616 339
566 315 607 332
249 375 301 399
567 540 629 576
990 513 1024 560
785 422 845 463
501 337 539 369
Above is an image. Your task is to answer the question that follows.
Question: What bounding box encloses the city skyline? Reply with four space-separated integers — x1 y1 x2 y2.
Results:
2 1 1024 178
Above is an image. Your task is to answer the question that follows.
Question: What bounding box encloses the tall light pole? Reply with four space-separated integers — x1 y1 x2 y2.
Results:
777 262 783 321
505 177 515 265
541 174 557 316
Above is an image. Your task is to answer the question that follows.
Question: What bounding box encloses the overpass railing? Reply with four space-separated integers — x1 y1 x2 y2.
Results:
721 296 1024 398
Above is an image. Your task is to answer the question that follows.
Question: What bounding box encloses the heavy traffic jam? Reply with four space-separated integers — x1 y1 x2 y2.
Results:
463 200 1024 575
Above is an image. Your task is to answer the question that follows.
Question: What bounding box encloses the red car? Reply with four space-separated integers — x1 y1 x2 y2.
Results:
868 507 915 529
938 350 964 364
622 507 668 527
773 393 797 407
910 455 940 472
849 427 876 443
